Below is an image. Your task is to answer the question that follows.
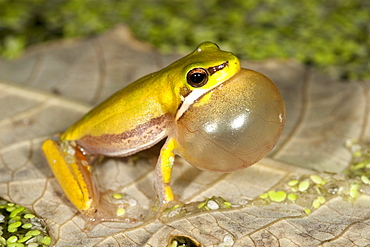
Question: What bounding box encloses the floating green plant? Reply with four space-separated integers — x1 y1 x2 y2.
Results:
0 198 51 247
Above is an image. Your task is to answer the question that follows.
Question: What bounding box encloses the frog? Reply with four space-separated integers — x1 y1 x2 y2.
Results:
42 42 286 219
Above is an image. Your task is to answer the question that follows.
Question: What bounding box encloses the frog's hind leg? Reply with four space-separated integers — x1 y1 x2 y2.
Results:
42 139 99 215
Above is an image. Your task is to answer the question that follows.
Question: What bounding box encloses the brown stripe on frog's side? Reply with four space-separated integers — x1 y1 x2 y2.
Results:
76 114 173 157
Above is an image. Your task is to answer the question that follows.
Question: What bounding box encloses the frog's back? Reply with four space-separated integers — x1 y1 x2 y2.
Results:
61 73 176 157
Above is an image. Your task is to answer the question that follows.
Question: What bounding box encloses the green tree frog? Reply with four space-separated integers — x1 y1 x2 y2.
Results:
42 42 285 217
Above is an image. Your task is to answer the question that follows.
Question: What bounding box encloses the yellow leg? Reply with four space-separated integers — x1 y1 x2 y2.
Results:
42 139 99 215
154 138 177 205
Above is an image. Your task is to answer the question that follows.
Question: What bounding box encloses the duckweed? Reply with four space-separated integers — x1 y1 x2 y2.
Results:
349 184 360 199
253 139 370 217
310 175 324 185
17 235 32 243
361 175 370 185
288 180 299 187
196 197 232 212
298 181 310 192
21 223 33 229
223 201 232 208
112 193 123 200
197 202 206 209
23 214 35 219
268 191 287 203
287 193 297 202
40 236 52 245
312 200 320 209
317 196 326 204
7 236 17 243
116 208 126 217
0 198 51 246
259 193 269 199
26 230 41 237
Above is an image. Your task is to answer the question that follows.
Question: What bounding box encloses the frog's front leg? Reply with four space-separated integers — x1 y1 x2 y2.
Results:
154 138 178 207
42 139 99 215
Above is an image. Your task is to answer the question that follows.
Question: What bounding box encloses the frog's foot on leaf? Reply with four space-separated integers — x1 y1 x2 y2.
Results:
153 198 186 221
81 191 144 231
154 196 235 222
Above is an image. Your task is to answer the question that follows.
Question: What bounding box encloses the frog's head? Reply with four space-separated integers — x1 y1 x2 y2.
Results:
169 42 241 119
181 42 240 90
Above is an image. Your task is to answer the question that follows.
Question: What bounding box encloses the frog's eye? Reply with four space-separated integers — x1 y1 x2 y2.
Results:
187 68 208 87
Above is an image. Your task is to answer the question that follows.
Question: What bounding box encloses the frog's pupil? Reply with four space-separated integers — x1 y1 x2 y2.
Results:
191 73 205 84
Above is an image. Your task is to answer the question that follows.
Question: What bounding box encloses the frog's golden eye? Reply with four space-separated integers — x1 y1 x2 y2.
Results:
187 68 208 88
